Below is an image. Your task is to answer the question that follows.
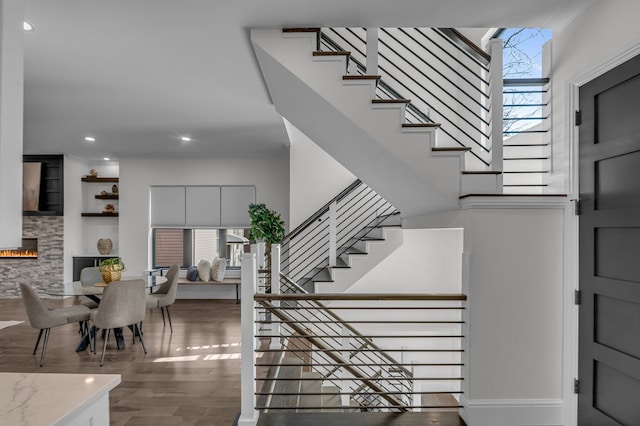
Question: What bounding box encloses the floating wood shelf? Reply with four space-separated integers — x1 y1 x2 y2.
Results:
81 212 119 217
81 177 119 183
95 194 119 200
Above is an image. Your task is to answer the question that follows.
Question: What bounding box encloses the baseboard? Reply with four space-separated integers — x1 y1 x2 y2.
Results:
459 395 564 426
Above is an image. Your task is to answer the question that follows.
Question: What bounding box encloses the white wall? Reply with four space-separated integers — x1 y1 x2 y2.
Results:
550 0 640 193
406 205 565 425
286 119 355 229
119 156 289 278
63 155 87 282
345 228 462 294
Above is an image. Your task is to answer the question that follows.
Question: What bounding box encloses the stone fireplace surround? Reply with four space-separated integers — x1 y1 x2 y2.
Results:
0 216 63 298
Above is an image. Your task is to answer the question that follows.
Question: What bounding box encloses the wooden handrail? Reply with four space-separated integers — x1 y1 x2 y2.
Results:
255 293 467 301
437 28 491 65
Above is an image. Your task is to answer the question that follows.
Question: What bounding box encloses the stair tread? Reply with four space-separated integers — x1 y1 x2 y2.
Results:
298 373 323 410
432 146 472 152
402 123 440 128
343 75 381 80
462 171 503 175
330 258 350 269
343 247 367 255
372 99 410 104
304 268 333 282
283 28 321 33
313 50 350 56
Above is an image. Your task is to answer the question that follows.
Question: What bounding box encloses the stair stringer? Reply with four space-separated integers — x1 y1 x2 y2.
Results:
315 227 404 294
251 29 465 218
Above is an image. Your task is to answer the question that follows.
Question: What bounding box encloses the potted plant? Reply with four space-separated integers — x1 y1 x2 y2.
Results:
248 203 285 246
99 257 126 283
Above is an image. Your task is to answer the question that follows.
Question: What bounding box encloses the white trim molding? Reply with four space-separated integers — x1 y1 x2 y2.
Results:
459 195 568 210
460 395 564 426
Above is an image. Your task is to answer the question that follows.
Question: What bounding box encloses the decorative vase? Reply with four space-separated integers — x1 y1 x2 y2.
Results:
89 169 98 177
97 238 113 255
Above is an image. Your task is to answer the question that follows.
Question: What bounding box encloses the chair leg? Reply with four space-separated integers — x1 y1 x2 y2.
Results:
33 329 43 355
135 323 147 354
100 329 110 366
39 328 51 367
165 306 173 333
160 307 166 326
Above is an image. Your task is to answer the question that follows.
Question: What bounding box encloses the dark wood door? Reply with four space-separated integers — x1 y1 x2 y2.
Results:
579 53 640 425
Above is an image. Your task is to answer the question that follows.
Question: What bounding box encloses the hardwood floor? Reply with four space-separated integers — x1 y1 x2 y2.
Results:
0 298 242 425
0 297 465 426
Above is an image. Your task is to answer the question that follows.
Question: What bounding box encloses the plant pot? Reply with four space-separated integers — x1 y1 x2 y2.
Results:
101 268 122 283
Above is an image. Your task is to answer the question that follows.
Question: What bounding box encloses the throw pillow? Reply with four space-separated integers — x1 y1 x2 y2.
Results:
186 265 199 281
211 257 227 282
197 259 211 282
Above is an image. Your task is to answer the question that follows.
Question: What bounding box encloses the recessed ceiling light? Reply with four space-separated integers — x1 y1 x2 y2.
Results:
23 21 34 31
103 157 110 161
84 136 96 142
180 136 192 142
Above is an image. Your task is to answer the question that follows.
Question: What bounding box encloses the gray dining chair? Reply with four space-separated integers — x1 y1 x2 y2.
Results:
146 264 179 332
19 282 92 367
90 279 147 366
75 266 103 309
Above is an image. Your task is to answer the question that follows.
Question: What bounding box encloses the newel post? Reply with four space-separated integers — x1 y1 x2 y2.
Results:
270 244 281 349
239 252 258 426
488 38 504 181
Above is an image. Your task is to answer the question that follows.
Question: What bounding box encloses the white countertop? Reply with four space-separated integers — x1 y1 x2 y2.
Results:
0 372 120 425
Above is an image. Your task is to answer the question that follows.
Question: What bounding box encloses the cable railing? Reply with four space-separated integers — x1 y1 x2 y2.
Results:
280 179 398 291
321 27 500 168
253 275 466 412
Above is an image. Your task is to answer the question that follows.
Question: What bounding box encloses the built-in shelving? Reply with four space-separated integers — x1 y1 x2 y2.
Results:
81 176 119 217
81 212 119 217
81 177 119 183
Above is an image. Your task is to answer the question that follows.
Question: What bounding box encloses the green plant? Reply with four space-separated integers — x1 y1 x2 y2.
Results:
98 257 126 272
248 203 285 244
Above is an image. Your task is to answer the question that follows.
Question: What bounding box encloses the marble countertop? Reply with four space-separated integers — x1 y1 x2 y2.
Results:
0 372 120 425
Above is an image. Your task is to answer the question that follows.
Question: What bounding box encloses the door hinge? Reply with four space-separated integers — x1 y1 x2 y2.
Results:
571 198 581 216
574 378 580 394
575 110 582 126
574 290 581 305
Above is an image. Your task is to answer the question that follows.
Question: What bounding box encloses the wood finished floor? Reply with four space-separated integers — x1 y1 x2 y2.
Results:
0 298 465 426
0 298 243 425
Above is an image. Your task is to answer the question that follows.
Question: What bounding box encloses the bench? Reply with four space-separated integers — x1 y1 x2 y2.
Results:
177 277 241 303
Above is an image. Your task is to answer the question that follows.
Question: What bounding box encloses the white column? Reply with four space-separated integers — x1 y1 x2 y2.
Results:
270 244 281 350
340 326 350 407
329 201 337 267
488 39 503 182
366 28 379 76
0 0 25 249
239 253 258 426
256 242 266 270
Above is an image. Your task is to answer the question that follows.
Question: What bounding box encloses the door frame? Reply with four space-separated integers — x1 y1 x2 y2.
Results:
566 41 640 426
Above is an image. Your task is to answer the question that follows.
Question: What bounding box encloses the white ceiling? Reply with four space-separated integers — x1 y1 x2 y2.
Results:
22 0 597 160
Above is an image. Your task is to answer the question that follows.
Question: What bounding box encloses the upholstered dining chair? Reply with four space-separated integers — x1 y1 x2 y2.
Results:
90 279 147 366
146 264 179 332
19 282 92 367
75 266 103 309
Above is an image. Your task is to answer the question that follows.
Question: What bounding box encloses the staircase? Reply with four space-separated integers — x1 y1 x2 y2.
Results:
251 28 502 218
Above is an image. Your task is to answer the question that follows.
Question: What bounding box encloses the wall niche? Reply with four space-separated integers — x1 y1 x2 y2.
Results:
23 154 64 216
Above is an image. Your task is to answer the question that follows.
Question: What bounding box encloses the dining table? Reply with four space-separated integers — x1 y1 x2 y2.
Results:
46 275 167 352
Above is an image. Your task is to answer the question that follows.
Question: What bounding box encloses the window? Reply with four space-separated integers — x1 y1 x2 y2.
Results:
152 228 248 269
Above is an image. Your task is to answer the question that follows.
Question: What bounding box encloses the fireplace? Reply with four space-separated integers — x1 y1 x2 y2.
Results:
0 238 38 258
